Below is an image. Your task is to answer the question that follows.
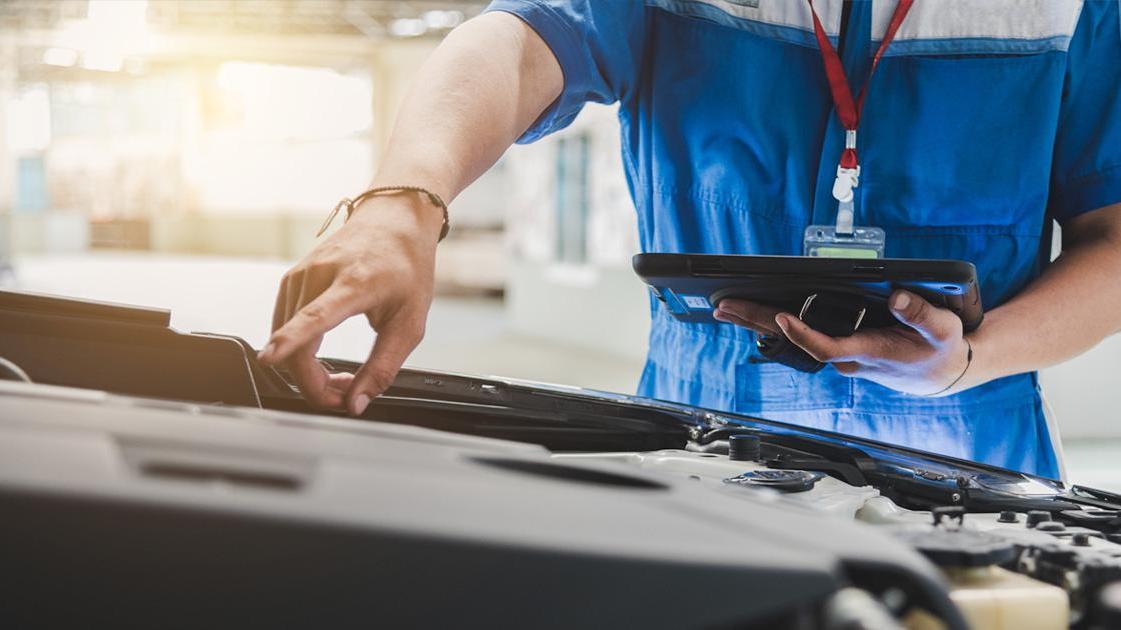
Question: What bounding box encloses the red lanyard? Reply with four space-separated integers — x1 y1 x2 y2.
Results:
806 0 913 211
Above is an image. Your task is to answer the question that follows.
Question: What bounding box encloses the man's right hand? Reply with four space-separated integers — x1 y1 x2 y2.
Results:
257 10 562 414
258 193 443 416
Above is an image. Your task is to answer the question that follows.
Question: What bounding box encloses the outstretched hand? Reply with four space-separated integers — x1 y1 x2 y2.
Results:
714 290 973 396
258 194 443 416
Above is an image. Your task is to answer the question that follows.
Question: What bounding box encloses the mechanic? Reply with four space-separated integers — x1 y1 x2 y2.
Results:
258 0 1121 479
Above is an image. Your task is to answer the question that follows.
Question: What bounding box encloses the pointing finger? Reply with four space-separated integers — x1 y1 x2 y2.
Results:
260 287 358 365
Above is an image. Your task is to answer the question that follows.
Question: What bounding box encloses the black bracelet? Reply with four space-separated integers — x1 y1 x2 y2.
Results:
924 338 973 397
316 185 450 241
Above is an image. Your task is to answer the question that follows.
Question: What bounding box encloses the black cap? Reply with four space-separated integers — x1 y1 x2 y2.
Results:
892 527 1017 568
1026 510 1052 528
932 506 966 527
728 434 761 462
997 511 1019 523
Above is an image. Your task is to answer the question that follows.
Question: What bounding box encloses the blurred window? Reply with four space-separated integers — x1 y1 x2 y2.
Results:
15 157 49 212
555 134 589 264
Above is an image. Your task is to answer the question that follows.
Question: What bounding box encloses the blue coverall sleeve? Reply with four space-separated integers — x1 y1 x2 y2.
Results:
1048 0 1121 223
483 0 648 143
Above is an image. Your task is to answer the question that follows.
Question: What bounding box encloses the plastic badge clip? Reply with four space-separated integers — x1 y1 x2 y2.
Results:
832 165 860 236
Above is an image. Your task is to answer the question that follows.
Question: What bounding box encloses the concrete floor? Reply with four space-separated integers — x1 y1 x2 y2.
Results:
5 252 1118 492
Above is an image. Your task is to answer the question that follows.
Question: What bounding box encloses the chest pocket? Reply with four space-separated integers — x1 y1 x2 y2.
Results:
861 0 1083 232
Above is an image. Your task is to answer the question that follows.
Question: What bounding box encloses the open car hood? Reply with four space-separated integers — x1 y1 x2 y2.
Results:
2 288 1120 629
0 288 1101 509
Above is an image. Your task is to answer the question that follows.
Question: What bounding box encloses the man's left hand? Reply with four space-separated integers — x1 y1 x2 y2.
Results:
714 290 973 397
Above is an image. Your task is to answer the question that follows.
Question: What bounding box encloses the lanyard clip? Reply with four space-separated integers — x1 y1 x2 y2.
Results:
832 165 860 204
832 164 859 236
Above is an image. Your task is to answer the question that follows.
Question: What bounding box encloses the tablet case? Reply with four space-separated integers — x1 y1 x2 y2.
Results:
633 254 983 373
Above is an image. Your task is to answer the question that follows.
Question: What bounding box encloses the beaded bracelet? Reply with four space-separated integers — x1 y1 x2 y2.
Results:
924 338 973 397
316 185 450 241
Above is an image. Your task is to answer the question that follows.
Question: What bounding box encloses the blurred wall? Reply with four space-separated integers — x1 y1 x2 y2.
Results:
1042 338 1121 439
503 104 649 360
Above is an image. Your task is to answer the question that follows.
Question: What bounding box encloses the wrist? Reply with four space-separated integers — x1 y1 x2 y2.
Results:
371 164 454 206
920 336 973 397
958 325 1001 390
347 188 447 242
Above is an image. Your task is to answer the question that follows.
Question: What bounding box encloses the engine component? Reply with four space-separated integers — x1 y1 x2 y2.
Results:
943 566 1068 630
997 510 1019 523
931 506 966 527
891 528 1017 568
1026 510 1053 528
723 470 824 493
728 434 761 462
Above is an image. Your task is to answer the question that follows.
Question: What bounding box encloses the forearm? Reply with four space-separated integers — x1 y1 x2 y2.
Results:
264 14 562 409
371 12 561 203
967 204 1121 385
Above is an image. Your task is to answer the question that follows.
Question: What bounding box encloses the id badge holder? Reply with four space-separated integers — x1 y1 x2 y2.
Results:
804 189 885 258
804 225 885 258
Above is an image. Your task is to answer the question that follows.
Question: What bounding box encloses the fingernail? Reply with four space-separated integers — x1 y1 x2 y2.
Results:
349 394 370 416
774 314 792 330
892 292 911 311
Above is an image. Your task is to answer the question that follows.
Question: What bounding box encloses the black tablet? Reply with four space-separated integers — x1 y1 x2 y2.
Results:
633 254 983 333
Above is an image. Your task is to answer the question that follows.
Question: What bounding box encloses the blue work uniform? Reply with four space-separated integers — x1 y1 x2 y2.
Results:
484 0 1121 479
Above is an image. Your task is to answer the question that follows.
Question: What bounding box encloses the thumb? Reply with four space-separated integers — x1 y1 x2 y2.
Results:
345 317 424 415
889 290 959 343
